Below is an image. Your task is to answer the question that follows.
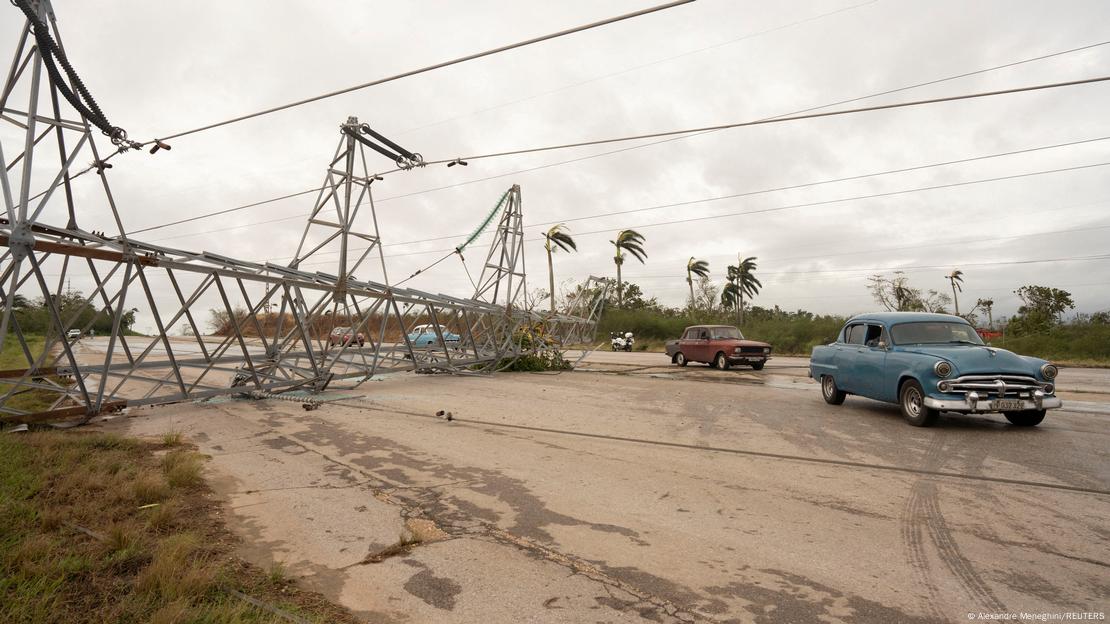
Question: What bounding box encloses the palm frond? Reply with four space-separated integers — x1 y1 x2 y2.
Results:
623 244 647 263
721 288 737 307
618 229 645 244
687 258 710 277
548 230 577 253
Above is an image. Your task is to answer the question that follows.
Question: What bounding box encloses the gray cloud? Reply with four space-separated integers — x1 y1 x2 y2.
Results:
4 0 1109 333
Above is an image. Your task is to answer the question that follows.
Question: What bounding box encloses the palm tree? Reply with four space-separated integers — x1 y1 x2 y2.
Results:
947 269 964 316
725 256 762 324
610 230 647 307
977 298 995 328
685 257 710 310
721 282 738 311
543 224 577 314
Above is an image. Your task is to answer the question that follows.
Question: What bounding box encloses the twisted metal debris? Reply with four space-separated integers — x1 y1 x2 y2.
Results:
0 2 606 424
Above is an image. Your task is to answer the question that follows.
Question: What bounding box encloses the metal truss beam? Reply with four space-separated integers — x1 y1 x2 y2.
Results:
0 5 607 425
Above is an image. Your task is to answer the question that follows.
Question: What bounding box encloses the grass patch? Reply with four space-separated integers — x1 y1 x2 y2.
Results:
0 431 359 623
161 449 204 489
159 430 183 447
994 323 1110 366
0 334 60 414
599 308 845 355
268 561 288 586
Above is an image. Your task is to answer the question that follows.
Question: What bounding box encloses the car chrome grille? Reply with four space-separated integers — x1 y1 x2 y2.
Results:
947 374 1045 398
737 346 765 354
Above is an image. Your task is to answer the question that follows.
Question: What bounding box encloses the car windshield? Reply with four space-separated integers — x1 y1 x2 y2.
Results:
709 327 743 339
331 326 351 335
890 322 984 346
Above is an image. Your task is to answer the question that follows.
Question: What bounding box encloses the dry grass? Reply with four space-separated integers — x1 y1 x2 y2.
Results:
0 335 63 414
132 470 171 505
0 431 359 623
268 561 288 586
161 449 204 489
362 518 449 564
159 430 184 447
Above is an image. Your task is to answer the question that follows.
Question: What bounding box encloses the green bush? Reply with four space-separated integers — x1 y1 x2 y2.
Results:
598 308 845 355
994 323 1110 364
496 350 573 372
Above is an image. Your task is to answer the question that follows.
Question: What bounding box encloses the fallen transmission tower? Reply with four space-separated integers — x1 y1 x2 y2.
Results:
0 1 607 424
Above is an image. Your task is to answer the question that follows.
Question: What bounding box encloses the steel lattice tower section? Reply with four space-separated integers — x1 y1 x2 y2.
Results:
0 1 607 425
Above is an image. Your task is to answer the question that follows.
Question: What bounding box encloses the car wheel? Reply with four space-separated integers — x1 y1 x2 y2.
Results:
821 375 846 405
674 352 687 367
358 339 365 348
714 352 730 370
1004 410 1045 427
899 380 939 427
751 361 765 371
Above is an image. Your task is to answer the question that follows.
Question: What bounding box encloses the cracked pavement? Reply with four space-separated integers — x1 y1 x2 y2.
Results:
99 356 1110 622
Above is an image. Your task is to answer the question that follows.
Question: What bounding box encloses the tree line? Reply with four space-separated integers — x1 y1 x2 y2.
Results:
545 225 764 322
6 292 137 338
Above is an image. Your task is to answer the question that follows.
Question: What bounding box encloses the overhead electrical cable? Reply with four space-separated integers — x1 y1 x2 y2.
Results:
395 135 1110 246
604 220 1110 280
643 254 1110 277
127 41 1110 236
129 187 327 235
280 158 1110 264
149 135 1109 246
393 0 882 136
146 0 697 144
398 211 1110 268
380 75 1110 174
11 0 141 150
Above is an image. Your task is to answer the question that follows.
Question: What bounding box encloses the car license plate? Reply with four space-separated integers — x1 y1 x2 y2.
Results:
990 399 1024 411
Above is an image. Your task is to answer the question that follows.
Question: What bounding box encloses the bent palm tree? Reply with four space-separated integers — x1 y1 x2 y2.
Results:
721 282 738 310
725 256 762 324
543 224 577 314
610 229 647 307
977 297 994 328
685 257 710 310
947 269 964 316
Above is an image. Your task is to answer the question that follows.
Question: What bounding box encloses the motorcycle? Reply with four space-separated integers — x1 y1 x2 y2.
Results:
610 331 634 352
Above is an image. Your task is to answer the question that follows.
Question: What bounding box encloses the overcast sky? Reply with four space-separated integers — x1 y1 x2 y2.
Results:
4 0 1110 332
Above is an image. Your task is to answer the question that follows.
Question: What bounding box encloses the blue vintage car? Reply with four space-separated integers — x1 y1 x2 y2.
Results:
406 324 461 348
809 312 1061 427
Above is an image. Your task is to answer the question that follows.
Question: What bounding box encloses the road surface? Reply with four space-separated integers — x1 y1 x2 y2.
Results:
99 350 1109 623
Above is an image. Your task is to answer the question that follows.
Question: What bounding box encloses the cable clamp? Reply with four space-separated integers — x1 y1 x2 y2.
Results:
107 127 142 152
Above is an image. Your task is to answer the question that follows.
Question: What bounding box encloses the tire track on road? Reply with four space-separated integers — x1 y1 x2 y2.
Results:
334 399 1110 497
920 483 1006 613
901 436 947 620
901 434 1008 617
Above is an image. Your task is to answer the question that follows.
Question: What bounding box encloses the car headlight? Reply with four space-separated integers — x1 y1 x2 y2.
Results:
763 347 770 354
1041 363 1058 380
933 361 952 378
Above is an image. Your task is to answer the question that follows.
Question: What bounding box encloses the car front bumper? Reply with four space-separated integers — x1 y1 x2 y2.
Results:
729 355 769 363
923 394 1062 413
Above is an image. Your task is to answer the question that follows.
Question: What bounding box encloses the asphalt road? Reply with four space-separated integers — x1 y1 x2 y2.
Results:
102 350 1110 623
